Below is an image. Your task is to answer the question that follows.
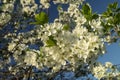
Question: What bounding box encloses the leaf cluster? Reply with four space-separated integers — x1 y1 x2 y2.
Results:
82 3 99 21
102 2 120 38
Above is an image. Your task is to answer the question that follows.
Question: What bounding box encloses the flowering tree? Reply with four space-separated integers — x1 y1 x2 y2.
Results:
0 0 120 79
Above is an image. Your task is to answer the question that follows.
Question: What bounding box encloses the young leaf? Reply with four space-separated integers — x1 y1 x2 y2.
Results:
114 13 120 24
82 3 92 15
108 2 118 10
34 11 49 25
92 13 99 19
82 3 92 20
57 5 62 10
46 36 57 47
117 31 120 36
116 7 120 12
63 24 70 31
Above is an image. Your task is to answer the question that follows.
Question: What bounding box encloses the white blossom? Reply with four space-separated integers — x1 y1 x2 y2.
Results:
8 43 16 51
93 64 106 79
40 0 50 8
105 62 113 68
24 51 38 67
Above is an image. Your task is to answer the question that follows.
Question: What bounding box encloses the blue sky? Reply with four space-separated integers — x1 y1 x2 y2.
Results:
86 0 120 13
85 0 120 65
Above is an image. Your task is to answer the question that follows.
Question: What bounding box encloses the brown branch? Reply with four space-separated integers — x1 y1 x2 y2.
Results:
27 66 33 80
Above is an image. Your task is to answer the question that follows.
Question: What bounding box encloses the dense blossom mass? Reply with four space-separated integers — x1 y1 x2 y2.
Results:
0 0 120 79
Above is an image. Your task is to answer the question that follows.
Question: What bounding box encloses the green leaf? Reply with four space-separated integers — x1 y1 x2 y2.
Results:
63 24 70 31
102 2 118 18
82 3 92 15
108 2 118 10
39 48 44 58
107 18 114 24
116 8 120 12
46 36 57 47
117 31 120 36
92 13 99 19
102 12 109 17
57 5 62 10
103 8 112 17
34 12 49 25
101 21 113 35
82 3 92 20
114 13 120 24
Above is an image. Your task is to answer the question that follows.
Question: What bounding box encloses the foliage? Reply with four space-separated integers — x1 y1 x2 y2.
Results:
31 11 49 25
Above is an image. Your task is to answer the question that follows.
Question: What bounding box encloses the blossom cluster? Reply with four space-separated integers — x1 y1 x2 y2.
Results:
40 0 84 9
31 3 105 71
20 0 38 15
0 0 15 26
36 20 105 71
93 62 120 79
